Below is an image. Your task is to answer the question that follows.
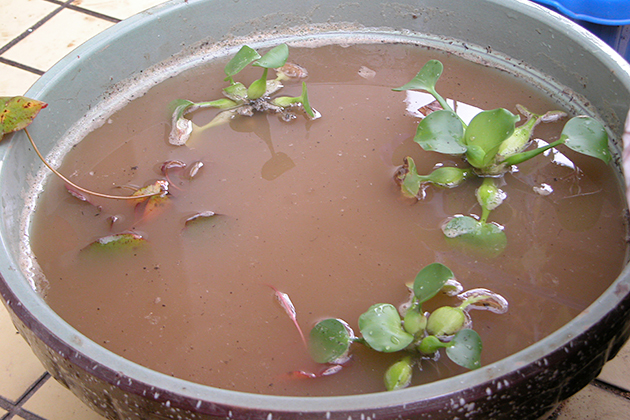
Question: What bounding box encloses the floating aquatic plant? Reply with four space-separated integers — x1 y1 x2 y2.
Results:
169 43 318 146
300 263 507 391
393 60 611 256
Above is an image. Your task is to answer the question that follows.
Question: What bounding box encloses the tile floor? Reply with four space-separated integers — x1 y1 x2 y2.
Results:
1 0 630 419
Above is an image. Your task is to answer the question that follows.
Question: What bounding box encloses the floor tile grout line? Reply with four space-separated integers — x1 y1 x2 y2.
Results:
16 372 50 404
0 3 68 55
66 4 122 24
0 394 16 414
0 57 45 76
7 408 49 420
0 0 121 76
0 372 50 420
592 378 630 399
43 0 121 24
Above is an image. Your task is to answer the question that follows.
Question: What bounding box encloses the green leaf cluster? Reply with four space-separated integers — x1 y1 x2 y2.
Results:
169 44 317 146
308 263 507 391
393 59 612 255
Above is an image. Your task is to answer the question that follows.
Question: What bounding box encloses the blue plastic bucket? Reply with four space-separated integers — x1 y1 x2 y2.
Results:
534 0 630 61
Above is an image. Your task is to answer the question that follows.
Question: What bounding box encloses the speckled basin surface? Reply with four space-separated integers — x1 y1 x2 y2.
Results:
2 0 630 419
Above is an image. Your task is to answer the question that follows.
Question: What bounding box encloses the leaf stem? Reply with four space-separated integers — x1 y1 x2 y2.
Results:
501 138 565 166
352 337 368 346
480 206 490 224
428 88 451 115
479 178 494 224
426 88 469 129
24 128 162 200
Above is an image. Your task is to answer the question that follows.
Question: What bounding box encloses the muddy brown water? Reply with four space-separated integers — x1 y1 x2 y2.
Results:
28 43 627 396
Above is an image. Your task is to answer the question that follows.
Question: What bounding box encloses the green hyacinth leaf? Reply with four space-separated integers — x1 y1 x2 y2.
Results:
414 110 466 155
393 59 443 94
561 116 611 164
392 60 450 112
253 43 289 69
446 329 483 370
358 304 413 352
442 215 507 257
299 81 315 118
464 108 519 168
413 263 455 304
309 318 352 364
224 45 261 81
247 68 269 100
271 82 315 118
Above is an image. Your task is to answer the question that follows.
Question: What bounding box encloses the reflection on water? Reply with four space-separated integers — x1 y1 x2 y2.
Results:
230 113 296 180
404 90 483 123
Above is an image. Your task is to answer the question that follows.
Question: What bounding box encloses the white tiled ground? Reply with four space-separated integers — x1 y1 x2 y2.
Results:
1 8 114 70
1 0 630 419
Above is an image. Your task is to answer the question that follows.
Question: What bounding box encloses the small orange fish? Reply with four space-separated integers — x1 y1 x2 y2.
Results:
265 284 306 348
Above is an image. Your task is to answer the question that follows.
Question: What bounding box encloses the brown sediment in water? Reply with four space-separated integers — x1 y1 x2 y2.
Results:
27 43 627 396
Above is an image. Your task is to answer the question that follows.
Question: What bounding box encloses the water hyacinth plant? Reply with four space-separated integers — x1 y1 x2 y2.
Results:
303 263 508 391
169 43 318 146
393 60 611 256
